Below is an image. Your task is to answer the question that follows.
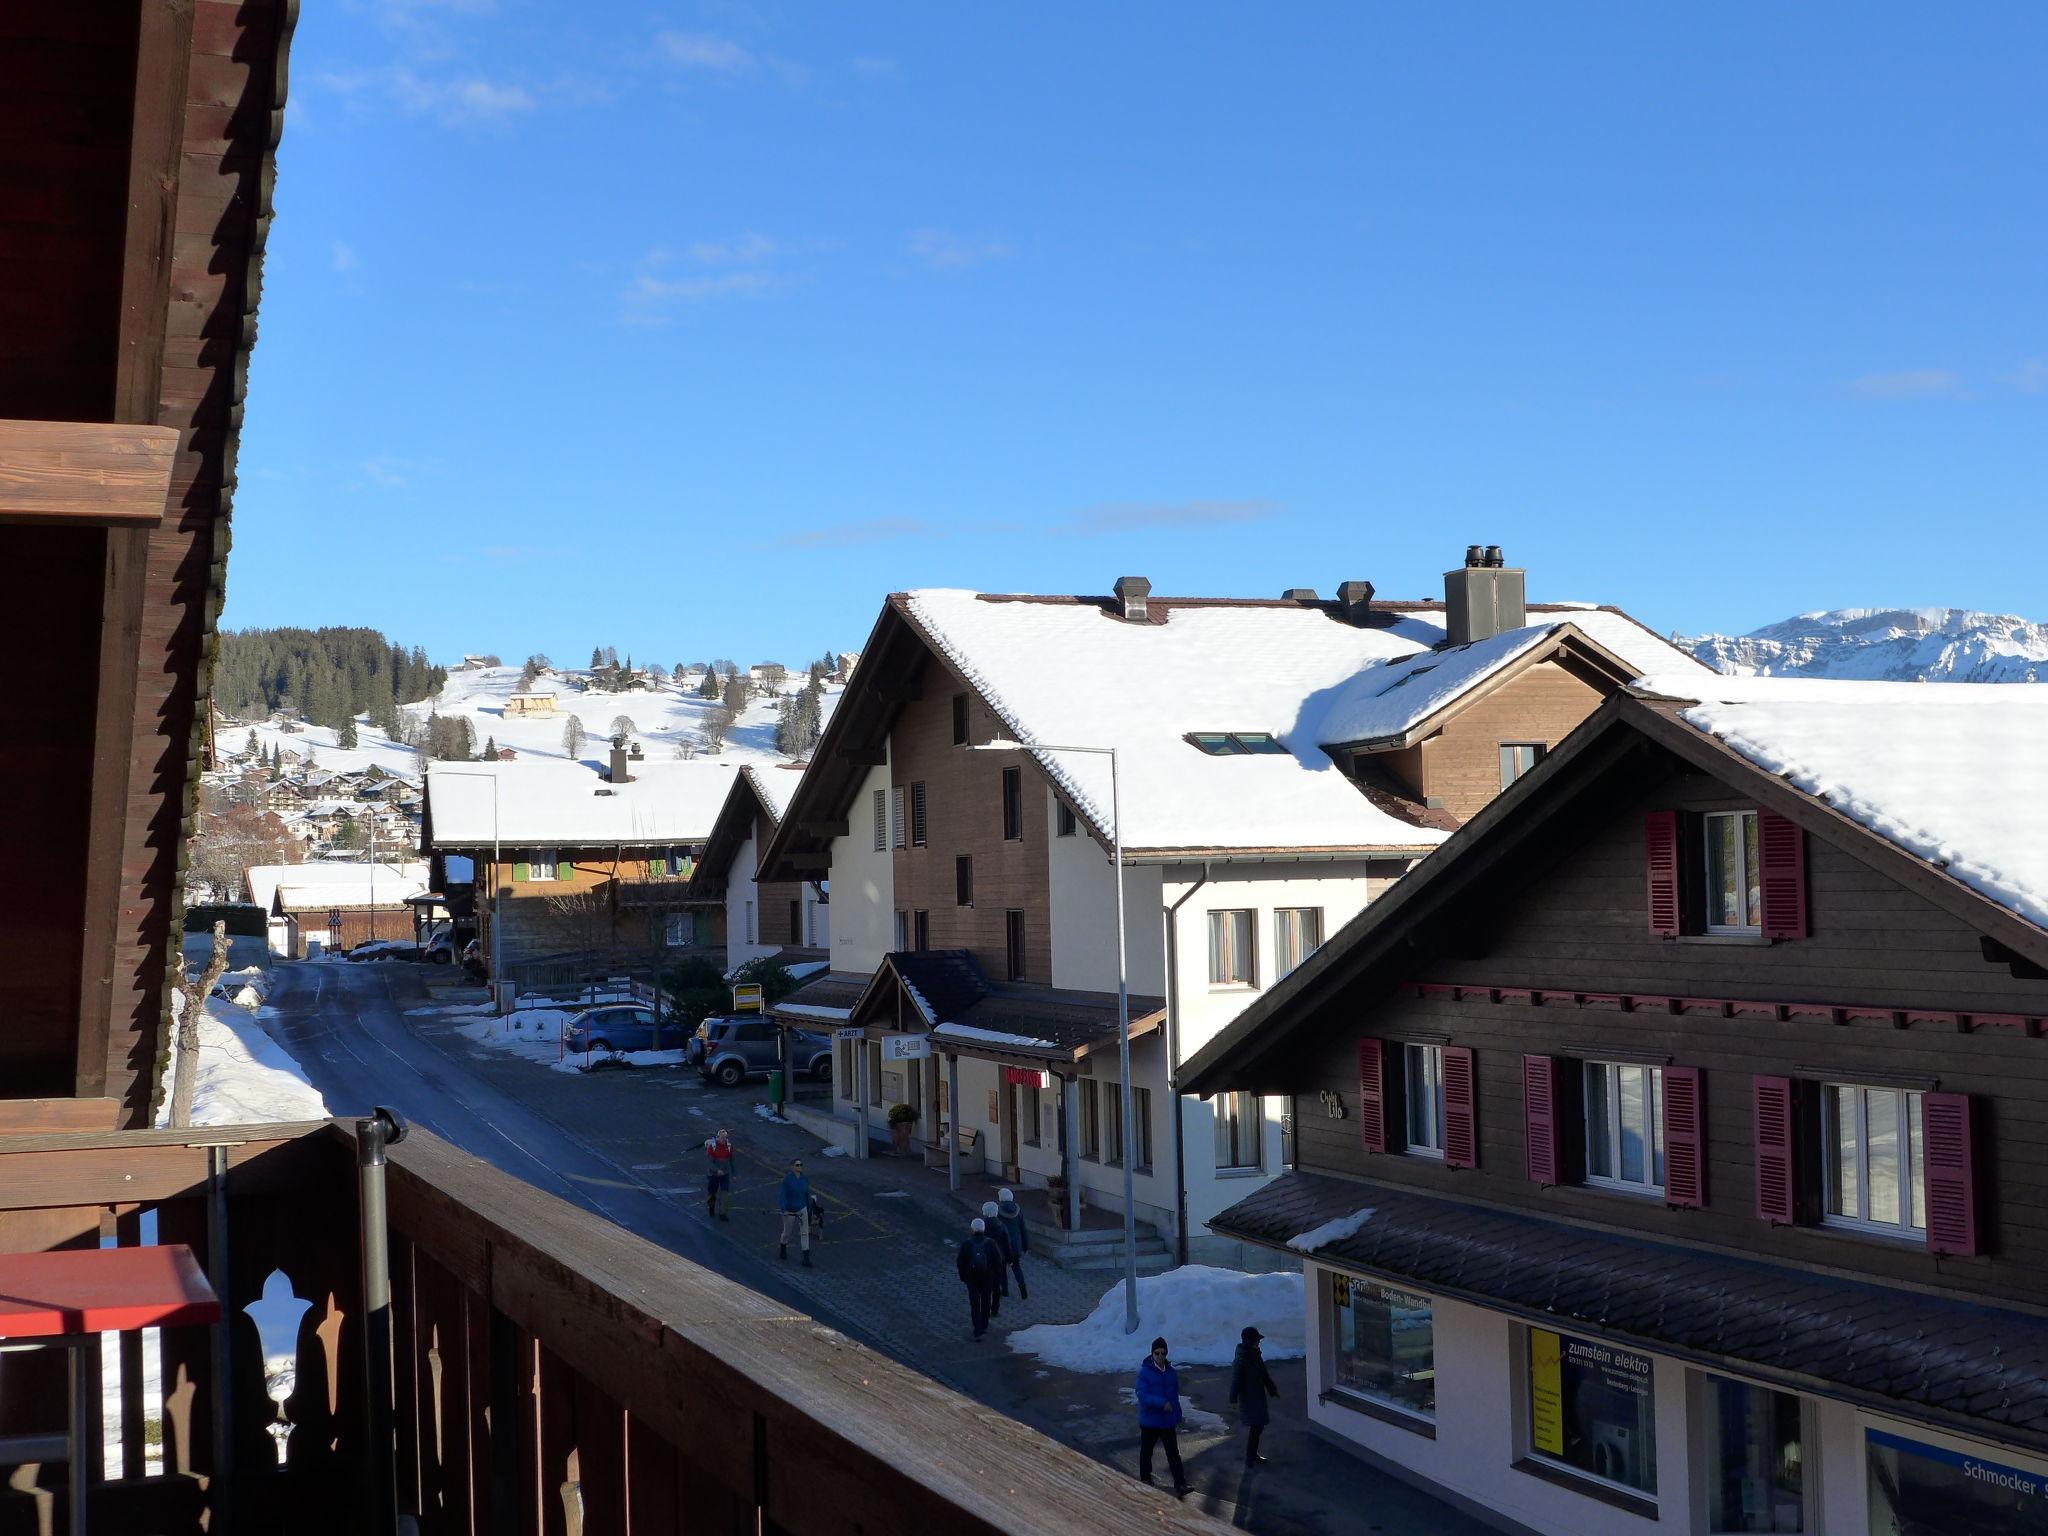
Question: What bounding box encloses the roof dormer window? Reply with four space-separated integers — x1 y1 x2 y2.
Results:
1188 732 1289 756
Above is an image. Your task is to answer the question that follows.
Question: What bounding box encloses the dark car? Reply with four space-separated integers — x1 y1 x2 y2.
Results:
564 1004 666 1054
697 1016 832 1087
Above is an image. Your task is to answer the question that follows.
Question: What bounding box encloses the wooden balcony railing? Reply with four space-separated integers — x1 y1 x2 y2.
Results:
0 1121 1230 1535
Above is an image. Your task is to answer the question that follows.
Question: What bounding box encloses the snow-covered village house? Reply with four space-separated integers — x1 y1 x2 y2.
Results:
687 763 829 970
243 861 431 957
756 553 1705 1262
1184 676 2048 1536
422 739 737 984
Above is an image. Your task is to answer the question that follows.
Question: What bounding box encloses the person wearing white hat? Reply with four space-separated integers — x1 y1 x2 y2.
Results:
955 1217 1000 1340
980 1201 1016 1316
994 1187 1030 1300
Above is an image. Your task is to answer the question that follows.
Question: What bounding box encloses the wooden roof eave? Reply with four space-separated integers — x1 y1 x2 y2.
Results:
0 420 179 527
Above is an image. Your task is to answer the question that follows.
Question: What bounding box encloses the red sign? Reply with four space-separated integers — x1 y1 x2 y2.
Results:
1002 1066 1049 1088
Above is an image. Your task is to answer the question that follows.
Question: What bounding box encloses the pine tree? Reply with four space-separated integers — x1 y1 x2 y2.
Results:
481 734 497 761
698 668 720 699
338 713 359 749
590 646 604 669
721 672 747 715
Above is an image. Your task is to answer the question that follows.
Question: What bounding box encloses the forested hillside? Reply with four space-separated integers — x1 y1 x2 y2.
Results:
215 627 447 739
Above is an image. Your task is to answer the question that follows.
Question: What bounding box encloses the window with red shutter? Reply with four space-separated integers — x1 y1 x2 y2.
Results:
1757 809 1809 940
1922 1093 1979 1257
1357 1039 1388 1154
1753 1075 1798 1225
1644 810 1681 937
1523 1055 1561 1185
1442 1046 1477 1169
1663 1065 1705 1209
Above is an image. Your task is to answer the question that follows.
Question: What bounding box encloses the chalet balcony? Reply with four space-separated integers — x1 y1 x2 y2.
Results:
0 1120 1222 1535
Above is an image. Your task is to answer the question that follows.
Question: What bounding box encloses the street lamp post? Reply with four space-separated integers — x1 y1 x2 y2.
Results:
431 767 502 996
980 737 1139 1335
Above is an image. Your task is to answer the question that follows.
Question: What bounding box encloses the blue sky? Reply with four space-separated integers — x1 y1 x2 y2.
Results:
228 3 2048 666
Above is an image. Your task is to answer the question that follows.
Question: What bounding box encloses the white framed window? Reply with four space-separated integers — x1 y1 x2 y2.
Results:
1703 810 1761 933
1131 1085 1153 1172
1055 799 1077 837
523 857 559 882
1273 907 1322 979
1020 1081 1041 1147
1405 1043 1444 1158
1215 1091 1262 1170
1525 1327 1658 1497
1585 1061 1664 1195
1499 742 1544 789
1079 1080 1101 1161
1208 909 1255 987
743 900 756 945
1329 1275 1436 1421
893 909 909 950
872 787 887 852
1698 1374 1811 1535
664 912 692 946
889 784 907 850
1823 1084 1925 1236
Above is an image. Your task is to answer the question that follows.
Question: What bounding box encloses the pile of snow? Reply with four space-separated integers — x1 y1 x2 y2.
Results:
1007 1266 1305 1372
1637 672 2048 930
1286 1207 1377 1253
1682 608 2048 683
752 1102 794 1125
154 993 329 1128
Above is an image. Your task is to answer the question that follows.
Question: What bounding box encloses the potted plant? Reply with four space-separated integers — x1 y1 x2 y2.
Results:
886 1102 917 1154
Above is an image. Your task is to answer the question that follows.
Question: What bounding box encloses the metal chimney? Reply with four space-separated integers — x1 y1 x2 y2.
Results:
1281 587 1319 601
1442 546 1526 646
1113 575 1151 622
1335 579 1377 624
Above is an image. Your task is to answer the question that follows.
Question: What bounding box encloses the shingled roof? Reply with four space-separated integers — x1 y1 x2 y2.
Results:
1215 1170 2048 1457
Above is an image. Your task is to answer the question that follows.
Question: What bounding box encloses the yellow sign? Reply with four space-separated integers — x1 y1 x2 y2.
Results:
1529 1328 1564 1456
1331 1273 1351 1308
733 983 764 1013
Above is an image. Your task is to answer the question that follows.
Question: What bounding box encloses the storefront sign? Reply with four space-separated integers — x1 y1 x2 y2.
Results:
1002 1066 1049 1088
1530 1329 1565 1455
1528 1328 1656 1493
1867 1428 2048 1528
834 1027 866 1042
732 983 764 1013
879 1033 930 1061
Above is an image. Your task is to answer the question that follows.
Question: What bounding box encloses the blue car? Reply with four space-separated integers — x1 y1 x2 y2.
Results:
564 1004 666 1054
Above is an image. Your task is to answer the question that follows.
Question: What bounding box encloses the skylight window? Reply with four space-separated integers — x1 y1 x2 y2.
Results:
1187 732 1289 755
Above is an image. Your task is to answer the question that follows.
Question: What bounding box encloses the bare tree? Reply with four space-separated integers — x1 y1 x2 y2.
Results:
608 714 638 739
699 710 733 755
561 714 588 757
170 922 230 1127
673 740 698 760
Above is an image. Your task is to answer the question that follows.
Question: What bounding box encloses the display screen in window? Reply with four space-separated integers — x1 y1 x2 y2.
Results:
1867 1428 2046 1535
1330 1274 1434 1418
1527 1328 1657 1495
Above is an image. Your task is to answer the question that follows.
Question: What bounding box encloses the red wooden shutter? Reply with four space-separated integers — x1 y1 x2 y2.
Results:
1442 1046 1478 1169
1644 811 1681 937
1753 1075 1798 1225
1662 1065 1705 1209
1357 1040 1387 1154
1523 1055 1561 1185
1922 1093 1979 1257
1757 810 1809 940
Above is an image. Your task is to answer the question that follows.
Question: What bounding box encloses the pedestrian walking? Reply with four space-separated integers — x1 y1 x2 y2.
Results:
994 1187 1029 1299
980 1201 1015 1316
955 1218 1000 1341
777 1157 813 1266
1135 1336 1190 1496
1229 1325 1280 1464
704 1128 734 1220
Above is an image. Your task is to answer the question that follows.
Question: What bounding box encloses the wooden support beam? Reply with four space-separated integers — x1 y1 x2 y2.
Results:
0 420 178 527
800 819 849 840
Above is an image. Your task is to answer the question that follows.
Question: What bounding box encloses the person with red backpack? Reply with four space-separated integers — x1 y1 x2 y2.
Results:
704 1129 734 1220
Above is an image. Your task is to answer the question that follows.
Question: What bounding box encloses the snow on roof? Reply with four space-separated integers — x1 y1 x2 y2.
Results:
246 861 429 914
426 759 740 847
1638 673 2048 931
744 763 803 824
1314 611 1703 747
901 591 1691 853
932 1020 1057 1050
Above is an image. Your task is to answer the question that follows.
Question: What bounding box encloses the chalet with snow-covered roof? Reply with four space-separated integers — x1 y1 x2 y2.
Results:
1181 675 2048 1536
756 550 1703 1259
504 691 556 718
688 763 826 971
422 738 735 981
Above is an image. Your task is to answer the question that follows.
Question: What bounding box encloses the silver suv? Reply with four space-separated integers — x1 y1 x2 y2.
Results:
696 1016 831 1088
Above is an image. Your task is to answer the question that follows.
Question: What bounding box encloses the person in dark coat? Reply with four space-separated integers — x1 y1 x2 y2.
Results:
955 1218 1000 1341
1228 1325 1281 1463
995 1187 1029 1299
979 1201 1015 1314
1134 1336 1189 1496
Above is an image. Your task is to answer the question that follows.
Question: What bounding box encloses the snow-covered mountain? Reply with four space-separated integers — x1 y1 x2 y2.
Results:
1680 609 2048 683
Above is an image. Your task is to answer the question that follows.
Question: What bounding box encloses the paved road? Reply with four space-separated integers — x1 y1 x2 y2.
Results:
258 960 1494 1536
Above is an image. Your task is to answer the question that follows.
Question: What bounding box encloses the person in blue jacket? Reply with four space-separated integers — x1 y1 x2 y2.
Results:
776 1157 812 1266
994 1187 1029 1299
1134 1336 1190 1496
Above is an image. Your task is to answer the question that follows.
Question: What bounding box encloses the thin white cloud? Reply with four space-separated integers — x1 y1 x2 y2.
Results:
683 232 781 265
905 228 1011 271
621 239 794 323
851 56 899 80
632 270 778 303
2005 359 2048 394
658 31 754 71
332 241 360 273
1845 368 1963 400
360 456 411 489
1057 500 1278 536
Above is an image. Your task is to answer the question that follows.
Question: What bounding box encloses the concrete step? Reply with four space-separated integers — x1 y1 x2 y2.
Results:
1056 1249 1178 1275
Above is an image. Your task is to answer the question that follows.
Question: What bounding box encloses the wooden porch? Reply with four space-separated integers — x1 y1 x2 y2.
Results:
0 1121 1225 1535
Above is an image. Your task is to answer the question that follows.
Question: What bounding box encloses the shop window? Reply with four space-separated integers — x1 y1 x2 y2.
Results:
1524 1327 1658 1497
1329 1274 1435 1421
1703 1376 1806 1534
1020 1081 1041 1147
1866 1427 2047 1535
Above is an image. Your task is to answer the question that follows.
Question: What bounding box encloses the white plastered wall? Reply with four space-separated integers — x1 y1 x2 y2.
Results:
828 755 894 976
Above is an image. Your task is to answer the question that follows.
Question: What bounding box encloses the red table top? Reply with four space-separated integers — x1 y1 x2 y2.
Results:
0 1245 221 1339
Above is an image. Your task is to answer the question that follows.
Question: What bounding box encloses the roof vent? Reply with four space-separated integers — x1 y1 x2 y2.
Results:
1336 579 1377 625
1113 575 1151 622
608 735 634 784
1281 587 1319 601
1444 545 1526 646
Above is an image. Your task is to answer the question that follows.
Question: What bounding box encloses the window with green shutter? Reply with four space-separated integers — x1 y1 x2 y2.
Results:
513 861 530 882
556 858 573 881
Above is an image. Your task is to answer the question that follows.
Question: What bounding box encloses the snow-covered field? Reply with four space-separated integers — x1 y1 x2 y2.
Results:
153 969 330 1127
1007 1266 1305 1372
221 663 843 786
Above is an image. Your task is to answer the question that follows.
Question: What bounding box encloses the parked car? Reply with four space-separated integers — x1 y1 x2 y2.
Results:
423 922 454 964
697 1016 831 1087
564 1004 666 1054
